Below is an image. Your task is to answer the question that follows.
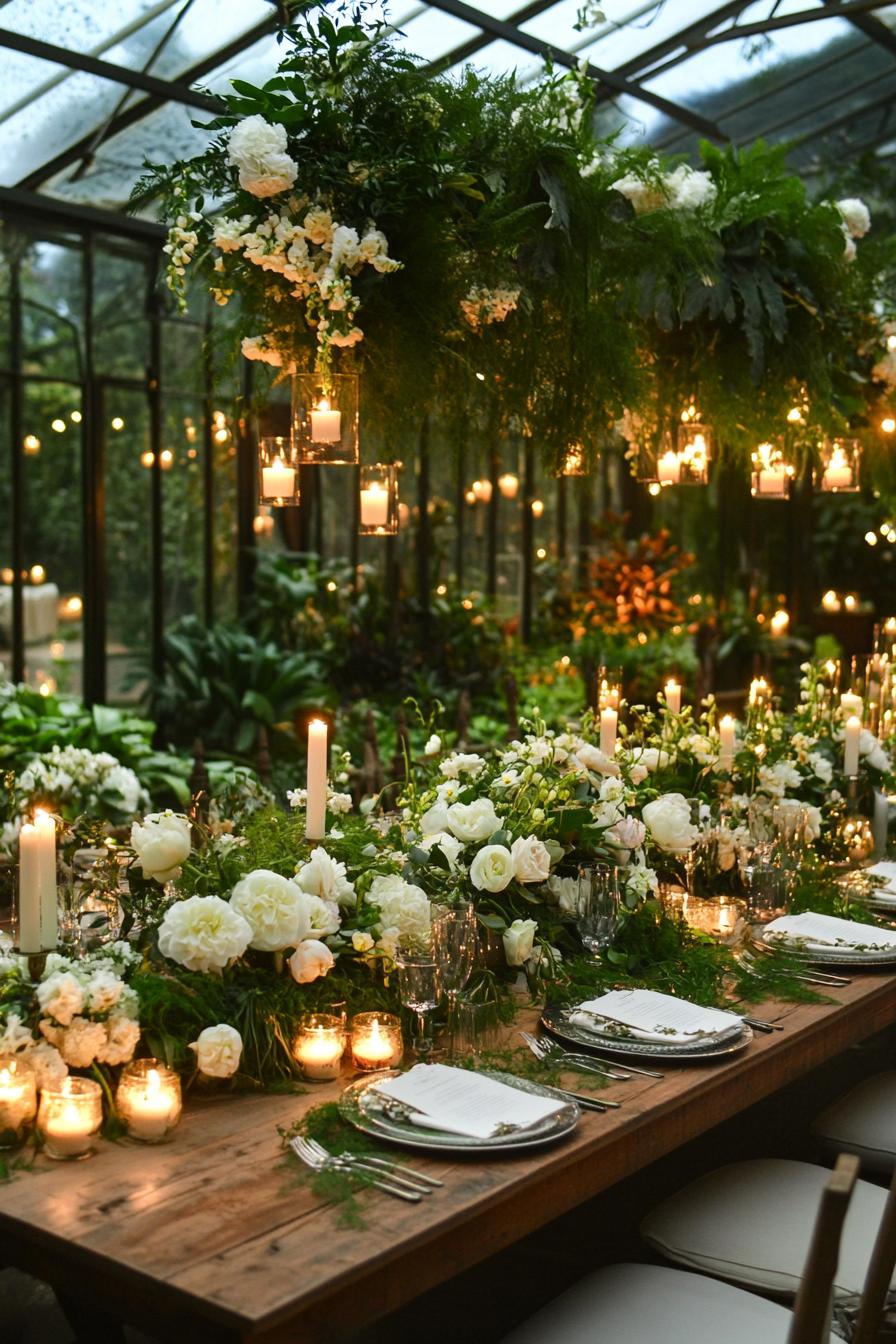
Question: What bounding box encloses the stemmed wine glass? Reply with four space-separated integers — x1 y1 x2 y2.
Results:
574 864 621 953
431 904 478 1059
394 941 442 1061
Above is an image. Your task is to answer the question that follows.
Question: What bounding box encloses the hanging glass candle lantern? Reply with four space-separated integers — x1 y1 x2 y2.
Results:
558 442 588 477
292 372 359 465
675 421 712 485
359 463 400 536
751 441 794 499
816 437 861 493
257 436 300 507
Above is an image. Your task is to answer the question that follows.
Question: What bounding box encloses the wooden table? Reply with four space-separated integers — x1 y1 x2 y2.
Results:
2 973 896 1343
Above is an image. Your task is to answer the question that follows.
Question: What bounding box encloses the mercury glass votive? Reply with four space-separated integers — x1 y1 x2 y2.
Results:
0 1055 37 1149
350 1012 404 1071
37 1077 103 1161
293 1013 345 1082
116 1059 182 1144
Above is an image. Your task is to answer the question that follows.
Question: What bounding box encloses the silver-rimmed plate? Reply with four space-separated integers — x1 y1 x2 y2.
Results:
755 933 896 968
338 1069 580 1154
541 1005 753 1062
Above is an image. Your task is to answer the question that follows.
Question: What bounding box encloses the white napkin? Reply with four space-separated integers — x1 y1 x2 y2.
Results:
763 911 896 953
568 988 743 1044
866 862 896 905
371 1063 566 1139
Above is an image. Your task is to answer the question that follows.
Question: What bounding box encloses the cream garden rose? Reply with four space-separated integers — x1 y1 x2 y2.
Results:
445 798 502 843
510 835 551 884
642 793 699 854
288 939 335 984
158 895 252 973
296 847 356 908
190 1024 243 1078
502 918 538 967
230 869 311 952
228 115 298 197
131 811 192 884
368 874 431 942
470 844 514 893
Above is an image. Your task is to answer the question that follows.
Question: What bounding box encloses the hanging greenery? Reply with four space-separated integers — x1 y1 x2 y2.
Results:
135 1 893 469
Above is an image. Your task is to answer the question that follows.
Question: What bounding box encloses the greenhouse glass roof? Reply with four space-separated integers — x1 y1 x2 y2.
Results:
0 0 894 214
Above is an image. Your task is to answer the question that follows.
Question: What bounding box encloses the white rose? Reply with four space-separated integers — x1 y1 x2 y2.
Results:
424 734 442 756
608 816 646 854
368 874 431 941
547 874 579 913
418 831 464 867
503 918 538 967
470 844 514 893
419 801 450 836
190 1024 243 1078
837 197 871 239
303 894 341 939
157 895 252 973
575 744 620 777
440 752 485 779
288 939 336 984
628 763 648 785
228 115 298 197
510 835 551 884
131 811 192 884
636 748 667 773
809 752 833 785
36 971 85 1026
295 847 355 908
446 799 502 843
642 793 699 853
351 930 375 953
230 869 311 952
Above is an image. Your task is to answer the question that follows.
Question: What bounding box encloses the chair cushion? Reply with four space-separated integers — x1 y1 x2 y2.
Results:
813 1073 896 1174
498 1262 836 1344
641 1158 893 1298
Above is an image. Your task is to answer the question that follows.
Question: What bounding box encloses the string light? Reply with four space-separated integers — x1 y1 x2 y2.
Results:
866 532 878 546
531 498 544 518
64 596 83 617
769 609 790 635
22 434 40 455
51 419 65 433
536 547 547 559
436 584 447 596
326 581 337 592
648 482 661 497
140 451 155 469
498 472 519 499
159 449 174 470
111 417 125 431
70 411 82 424
882 417 896 434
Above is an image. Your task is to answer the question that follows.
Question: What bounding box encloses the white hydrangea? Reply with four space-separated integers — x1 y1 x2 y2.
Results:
228 115 298 197
40 1016 107 1069
157 895 252 973
85 968 124 1015
36 971 85 1026
98 1016 141 1067
26 1040 68 1090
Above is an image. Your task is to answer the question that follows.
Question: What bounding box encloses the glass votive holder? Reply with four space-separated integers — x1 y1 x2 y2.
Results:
683 895 747 945
350 1012 404 1071
0 1054 37 1149
37 1077 103 1161
358 463 400 536
116 1059 182 1144
293 1013 345 1082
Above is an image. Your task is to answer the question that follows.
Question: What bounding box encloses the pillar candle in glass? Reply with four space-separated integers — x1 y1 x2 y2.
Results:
844 715 862 776
116 1059 182 1143
293 373 359 465
599 706 617 757
293 1014 344 1081
664 679 682 715
358 464 399 536
656 449 681 485
18 808 56 953
258 436 300 506
0 1055 37 1149
718 715 736 771
38 1077 103 1160
350 1012 403 1071
305 718 328 841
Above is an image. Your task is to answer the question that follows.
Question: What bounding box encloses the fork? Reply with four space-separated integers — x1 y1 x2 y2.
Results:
740 945 851 988
290 1136 423 1202
530 1031 665 1080
303 1137 442 1191
519 1031 633 1081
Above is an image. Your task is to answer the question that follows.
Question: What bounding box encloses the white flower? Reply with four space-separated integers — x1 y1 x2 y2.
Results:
664 164 716 212
98 1016 141 1067
510 835 551 884
503 918 538 967
418 831 464 867
190 1024 243 1078
446 799 502 843
608 816 646 854
351 930 375 953
230 869 311 952
157 895 252 973
628 762 648 785
611 170 666 214
240 335 284 366
419 801 450 835
758 761 802 797
25 1041 67 1090
131 811 192 884
625 864 659 902
470 844 514 893
809 752 833 785
642 793 699 853
546 874 579 913
303 894 341 939
440 752 485 779
636 747 668 773
0 1013 36 1054
36 971 85 1026
228 116 298 197
860 730 892 773
836 197 871 239
368 874 431 941
85 968 124 1015
42 1016 107 1069
288 939 335 984
575 744 620 777
295 847 356 908
424 734 442 756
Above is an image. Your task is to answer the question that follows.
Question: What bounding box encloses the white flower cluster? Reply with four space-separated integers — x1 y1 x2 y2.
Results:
19 745 145 822
286 786 353 815
836 197 871 263
163 212 202 278
460 285 521 330
34 944 140 1072
228 116 298 198
612 162 717 215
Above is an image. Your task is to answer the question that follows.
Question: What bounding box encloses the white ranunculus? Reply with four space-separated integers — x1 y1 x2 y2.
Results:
157 895 252 973
470 844 514 893
36 971 85 1026
230 869 311 952
511 835 551 884
295 847 356 908
368 874 431 941
131 811 192 884
642 793 699 854
837 197 871 239
228 115 298 197
446 798 502 843
288 939 335 984
190 1024 243 1078
503 918 538 967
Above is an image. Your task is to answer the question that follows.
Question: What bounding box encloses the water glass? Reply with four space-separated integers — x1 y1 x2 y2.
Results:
432 905 477 1057
575 864 620 953
748 863 794 923
455 994 501 1059
394 944 442 1060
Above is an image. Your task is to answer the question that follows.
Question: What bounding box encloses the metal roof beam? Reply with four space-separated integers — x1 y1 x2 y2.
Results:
591 0 750 99
0 25 223 111
822 0 896 59
691 1 896 49
423 0 727 138
789 83 896 146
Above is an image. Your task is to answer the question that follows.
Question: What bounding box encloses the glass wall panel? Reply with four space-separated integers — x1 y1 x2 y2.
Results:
93 242 152 379
103 385 151 702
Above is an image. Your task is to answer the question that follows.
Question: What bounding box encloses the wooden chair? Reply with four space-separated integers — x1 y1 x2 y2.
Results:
853 1160 896 1344
789 1152 859 1344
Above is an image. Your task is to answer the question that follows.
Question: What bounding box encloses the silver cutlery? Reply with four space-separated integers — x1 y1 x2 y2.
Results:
301 1137 440 1193
524 1030 664 1081
290 1136 423 1202
738 1015 784 1033
520 1031 632 1080
741 945 851 988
